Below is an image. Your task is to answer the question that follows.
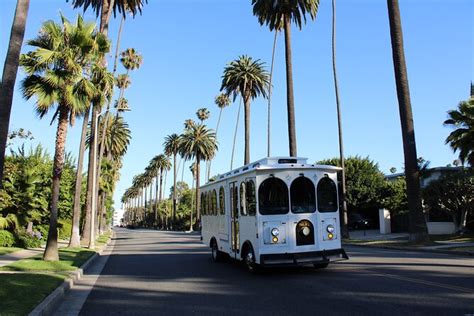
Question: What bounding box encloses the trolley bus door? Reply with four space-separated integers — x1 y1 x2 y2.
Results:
229 182 239 256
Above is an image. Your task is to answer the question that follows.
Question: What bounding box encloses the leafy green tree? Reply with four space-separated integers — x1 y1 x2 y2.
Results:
252 0 319 157
381 176 407 216
423 171 474 233
221 55 269 164
444 93 474 167
318 157 386 212
20 15 107 260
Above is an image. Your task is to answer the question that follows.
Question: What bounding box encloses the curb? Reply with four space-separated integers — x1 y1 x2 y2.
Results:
28 233 114 316
344 242 474 257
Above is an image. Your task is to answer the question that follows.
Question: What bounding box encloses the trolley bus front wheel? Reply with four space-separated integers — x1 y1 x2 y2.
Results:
211 239 224 262
243 246 260 274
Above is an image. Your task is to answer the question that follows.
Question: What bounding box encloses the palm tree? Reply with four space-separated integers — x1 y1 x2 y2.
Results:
189 162 196 231
164 134 181 228
331 0 348 238
252 0 319 157
20 15 106 260
221 55 269 165
93 113 132 159
387 0 428 242
196 108 210 123
116 74 131 91
82 65 115 247
0 0 30 187
444 91 474 167
207 94 231 180
267 28 280 157
71 0 147 35
179 124 217 226
184 119 196 130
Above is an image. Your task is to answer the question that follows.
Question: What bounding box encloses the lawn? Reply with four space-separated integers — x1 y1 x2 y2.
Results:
0 247 95 315
0 247 94 272
0 247 22 255
0 273 65 315
96 231 112 247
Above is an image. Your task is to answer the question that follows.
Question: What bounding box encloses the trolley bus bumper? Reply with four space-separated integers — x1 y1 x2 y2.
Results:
260 248 349 266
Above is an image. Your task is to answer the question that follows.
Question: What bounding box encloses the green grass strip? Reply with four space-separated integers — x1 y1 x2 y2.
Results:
0 247 22 256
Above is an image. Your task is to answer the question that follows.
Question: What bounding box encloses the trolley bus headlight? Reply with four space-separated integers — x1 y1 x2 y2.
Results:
271 228 279 237
326 225 335 233
301 226 311 236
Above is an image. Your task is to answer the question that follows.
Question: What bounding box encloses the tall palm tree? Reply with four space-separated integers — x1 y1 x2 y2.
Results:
387 0 428 242
73 0 146 246
444 91 474 167
164 134 181 228
179 124 217 226
20 15 105 260
0 0 30 187
207 94 231 180
267 28 279 157
221 55 269 165
196 108 210 123
184 119 195 130
82 64 115 247
189 162 196 231
252 0 319 157
331 0 348 238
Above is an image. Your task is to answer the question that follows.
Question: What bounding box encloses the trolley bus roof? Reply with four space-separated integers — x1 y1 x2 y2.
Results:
202 157 342 188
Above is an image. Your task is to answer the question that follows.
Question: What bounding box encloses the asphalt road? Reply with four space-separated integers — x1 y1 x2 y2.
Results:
56 228 474 316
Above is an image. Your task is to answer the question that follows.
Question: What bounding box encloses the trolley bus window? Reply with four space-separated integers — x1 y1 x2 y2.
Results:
219 187 225 215
246 180 256 216
233 185 238 218
258 177 289 215
212 189 217 215
291 177 316 213
240 182 247 216
201 192 206 215
317 177 338 212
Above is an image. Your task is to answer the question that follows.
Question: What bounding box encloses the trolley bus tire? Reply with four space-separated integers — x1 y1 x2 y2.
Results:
313 262 329 269
243 247 260 274
211 240 224 262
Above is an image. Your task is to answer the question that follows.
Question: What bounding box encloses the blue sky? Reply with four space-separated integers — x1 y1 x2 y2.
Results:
1 0 472 208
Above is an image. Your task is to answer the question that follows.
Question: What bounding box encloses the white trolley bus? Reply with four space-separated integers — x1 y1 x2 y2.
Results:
200 157 348 272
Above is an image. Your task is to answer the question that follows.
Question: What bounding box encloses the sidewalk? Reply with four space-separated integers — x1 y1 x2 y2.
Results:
344 230 474 256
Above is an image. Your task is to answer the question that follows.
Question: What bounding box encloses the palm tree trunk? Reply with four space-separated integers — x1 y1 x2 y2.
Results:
82 104 99 245
230 97 242 170
69 107 90 248
283 15 297 157
195 155 201 228
267 29 278 157
144 185 148 227
189 167 195 232
243 95 251 165
113 15 125 74
149 181 153 226
154 172 159 226
172 153 177 229
0 0 30 187
207 108 223 180
331 0 349 239
44 107 69 261
387 0 428 243
99 191 107 233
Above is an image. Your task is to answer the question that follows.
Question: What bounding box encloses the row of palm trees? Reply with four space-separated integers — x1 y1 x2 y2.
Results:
3 0 455 246
0 0 147 261
122 111 218 230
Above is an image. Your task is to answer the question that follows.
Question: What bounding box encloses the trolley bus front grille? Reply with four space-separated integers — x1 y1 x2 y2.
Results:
260 249 348 266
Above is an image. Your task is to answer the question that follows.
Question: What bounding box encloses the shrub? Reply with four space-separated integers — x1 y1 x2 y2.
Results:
0 230 15 247
58 219 72 240
15 230 42 248
34 225 49 241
